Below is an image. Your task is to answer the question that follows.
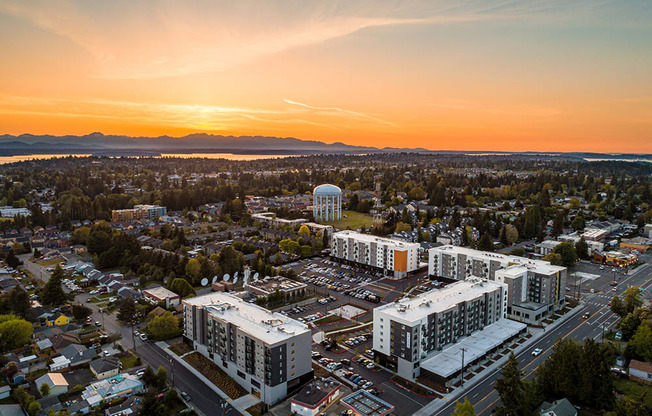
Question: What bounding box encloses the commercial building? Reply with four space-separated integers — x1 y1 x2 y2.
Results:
429 246 567 323
340 390 395 416
313 184 342 222
290 378 341 416
142 286 181 308
645 224 652 239
372 278 525 380
331 230 420 279
593 250 638 267
183 292 313 404
620 237 651 254
244 276 308 300
557 234 604 254
111 205 167 222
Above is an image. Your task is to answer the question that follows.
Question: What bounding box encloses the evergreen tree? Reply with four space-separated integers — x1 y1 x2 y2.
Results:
117 297 138 325
494 353 538 416
477 233 494 252
40 265 68 307
452 397 476 416
5 249 20 269
575 238 589 260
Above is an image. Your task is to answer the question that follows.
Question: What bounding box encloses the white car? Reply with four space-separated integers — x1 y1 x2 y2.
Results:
140 334 148 341
532 348 543 356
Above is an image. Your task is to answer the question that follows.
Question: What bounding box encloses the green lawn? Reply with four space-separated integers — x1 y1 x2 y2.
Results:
119 353 140 369
614 378 652 409
324 210 375 230
37 258 63 267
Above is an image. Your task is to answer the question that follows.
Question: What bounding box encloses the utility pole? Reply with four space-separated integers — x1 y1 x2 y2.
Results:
460 347 467 387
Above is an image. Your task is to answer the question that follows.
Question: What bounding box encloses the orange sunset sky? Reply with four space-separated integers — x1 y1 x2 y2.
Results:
0 1 651 153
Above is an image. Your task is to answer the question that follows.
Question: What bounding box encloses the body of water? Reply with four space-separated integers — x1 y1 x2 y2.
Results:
0 153 292 164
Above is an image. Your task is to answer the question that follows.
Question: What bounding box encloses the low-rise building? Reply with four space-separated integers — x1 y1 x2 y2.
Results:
629 360 652 385
244 276 307 300
331 230 420 279
81 374 144 407
290 378 341 416
620 237 651 254
143 286 181 308
90 357 121 380
36 373 69 397
183 292 313 404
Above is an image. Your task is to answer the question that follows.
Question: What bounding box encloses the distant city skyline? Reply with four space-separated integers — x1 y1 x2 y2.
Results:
0 0 650 152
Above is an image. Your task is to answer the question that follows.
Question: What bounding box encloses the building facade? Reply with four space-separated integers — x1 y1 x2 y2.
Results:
183 292 313 405
111 205 167 222
142 286 181 308
331 230 419 279
428 246 567 324
312 184 342 222
373 278 508 380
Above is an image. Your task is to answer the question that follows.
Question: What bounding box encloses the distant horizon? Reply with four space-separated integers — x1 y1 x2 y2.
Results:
1 131 652 156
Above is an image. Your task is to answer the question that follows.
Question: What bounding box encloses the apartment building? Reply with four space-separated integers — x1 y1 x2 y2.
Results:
111 205 167 222
331 230 419 279
428 245 567 323
373 278 521 380
183 292 313 404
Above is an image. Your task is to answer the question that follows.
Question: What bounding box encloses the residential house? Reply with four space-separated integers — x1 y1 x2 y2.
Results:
36 373 69 396
90 356 121 380
59 344 96 367
45 312 71 327
629 360 652 385
540 398 577 416
81 374 145 407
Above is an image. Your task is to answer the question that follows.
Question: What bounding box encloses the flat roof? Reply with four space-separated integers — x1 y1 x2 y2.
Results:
375 278 505 323
431 245 565 275
340 389 394 416
333 230 420 249
184 292 310 344
245 276 307 293
143 286 179 299
291 378 340 407
420 319 527 378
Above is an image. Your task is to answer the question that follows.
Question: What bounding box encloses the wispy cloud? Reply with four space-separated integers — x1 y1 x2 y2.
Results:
0 0 602 79
283 99 396 126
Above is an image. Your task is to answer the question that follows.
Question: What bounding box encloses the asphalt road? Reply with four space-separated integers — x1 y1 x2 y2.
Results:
433 259 652 416
138 341 237 416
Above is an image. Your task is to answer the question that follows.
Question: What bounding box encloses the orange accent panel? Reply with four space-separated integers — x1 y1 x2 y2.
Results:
394 250 407 272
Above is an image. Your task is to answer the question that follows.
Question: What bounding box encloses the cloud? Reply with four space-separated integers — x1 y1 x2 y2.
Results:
283 99 396 126
0 0 600 79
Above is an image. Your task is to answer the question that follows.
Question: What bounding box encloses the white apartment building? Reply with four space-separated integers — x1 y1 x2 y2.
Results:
331 231 419 279
428 245 567 324
183 292 313 405
372 278 525 380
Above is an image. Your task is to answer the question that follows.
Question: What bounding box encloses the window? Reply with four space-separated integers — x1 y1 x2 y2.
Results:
292 357 295 361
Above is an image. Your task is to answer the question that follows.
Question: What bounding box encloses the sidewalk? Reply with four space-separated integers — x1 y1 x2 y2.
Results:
415 304 585 416
156 341 257 415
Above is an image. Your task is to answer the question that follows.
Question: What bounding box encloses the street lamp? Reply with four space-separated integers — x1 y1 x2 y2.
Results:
169 357 175 387
460 347 467 388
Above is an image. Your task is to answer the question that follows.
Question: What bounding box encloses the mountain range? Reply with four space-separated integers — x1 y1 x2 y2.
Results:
0 133 650 161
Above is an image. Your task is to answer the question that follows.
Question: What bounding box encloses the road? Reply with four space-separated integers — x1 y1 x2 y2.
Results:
138 341 237 416
433 259 652 416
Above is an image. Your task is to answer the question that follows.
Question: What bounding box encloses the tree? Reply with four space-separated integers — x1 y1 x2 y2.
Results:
39 382 50 397
394 222 412 233
0 315 34 352
610 295 627 318
27 401 41 416
542 252 563 266
626 322 652 361
168 278 196 298
477 233 494 252
578 338 615 409
117 298 138 325
504 224 518 245
40 265 68 307
571 215 586 231
185 258 202 285
552 242 577 267
623 287 643 314
298 225 310 238
618 308 648 341
494 353 537 416
147 311 180 340
2 286 32 320
509 247 526 257
71 304 92 322
452 397 476 416
575 238 589 260
5 249 20 269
